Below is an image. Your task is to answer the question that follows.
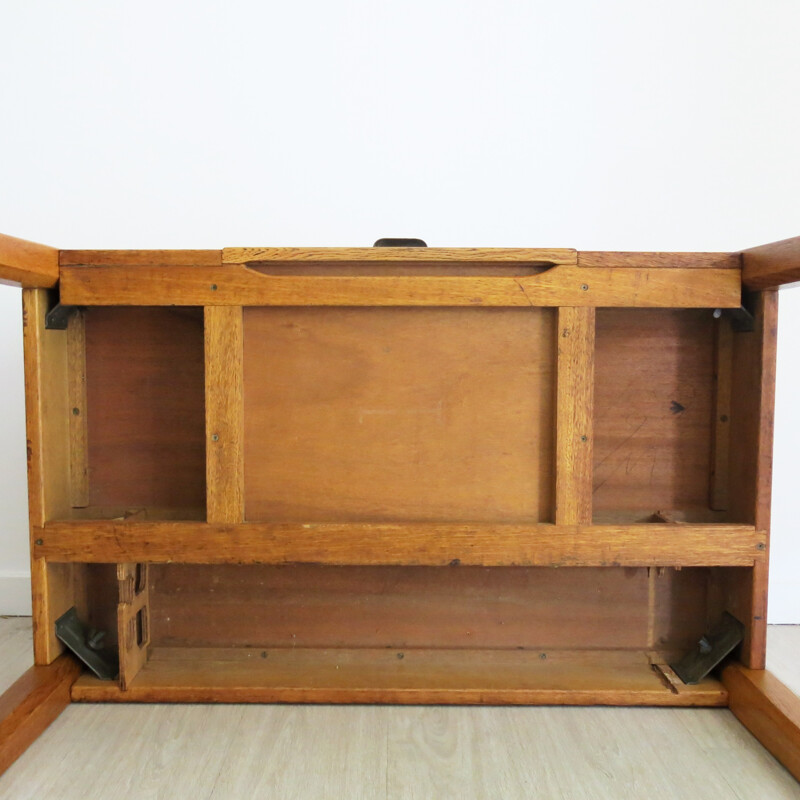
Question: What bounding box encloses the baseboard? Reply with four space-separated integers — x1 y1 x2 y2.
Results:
0 572 31 616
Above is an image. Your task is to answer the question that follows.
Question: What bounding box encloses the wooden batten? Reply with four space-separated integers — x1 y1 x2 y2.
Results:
59 249 222 267
72 648 727 707
577 251 740 269
204 307 245 523
59 264 741 308
722 292 778 668
0 233 59 288
117 563 150 690
741 235 800 290
224 246 577 265
710 315 734 511
33 521 762 567
555 307 595 524
22 289 86 663
67 309 89 508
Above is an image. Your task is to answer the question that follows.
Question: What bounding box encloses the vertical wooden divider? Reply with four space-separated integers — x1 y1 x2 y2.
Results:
116 563 150 690
710 315 733 511
22 289 86 664
67 309 89 508
555 307 595 525
205 306 245 523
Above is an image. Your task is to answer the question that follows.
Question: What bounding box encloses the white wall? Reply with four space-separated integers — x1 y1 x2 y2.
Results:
0 1 798 620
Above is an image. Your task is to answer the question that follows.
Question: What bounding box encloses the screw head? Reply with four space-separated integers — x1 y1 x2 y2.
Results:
580 435 588 442
35 538 43 546
210 284 218 291
397 652 404 660
580 284 589 291
211 433 219 442
72 407 80 416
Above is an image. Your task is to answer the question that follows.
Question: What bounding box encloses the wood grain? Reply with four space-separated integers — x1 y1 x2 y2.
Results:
243 307 555 524
0 655 80 776
224 247 577 264
710 316 733 511
71 647 727 706
143 565 710 655
741 235 800 289
205 307 244 523
84 307 206 512
722 663 800 782
722 292 778 668
33 521 762 567
117 564 150 691
22 289 81 663
578 251 740 269
60 264 742 308
59 249 222 267
555 308 595 524
67 309 89 507
0 232 59 287
593 309 716 518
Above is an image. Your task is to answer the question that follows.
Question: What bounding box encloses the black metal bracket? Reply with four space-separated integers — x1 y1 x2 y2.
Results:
55 607 119 681
44 295 79 330
670 612 745 685
373 238 427 248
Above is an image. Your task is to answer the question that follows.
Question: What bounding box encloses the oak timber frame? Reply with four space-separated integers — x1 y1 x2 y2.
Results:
1 232 799 777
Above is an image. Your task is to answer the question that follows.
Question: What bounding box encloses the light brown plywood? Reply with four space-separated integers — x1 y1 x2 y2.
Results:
593 309 716 519
71 647 727 706
84 307 206 513
243 307 555 523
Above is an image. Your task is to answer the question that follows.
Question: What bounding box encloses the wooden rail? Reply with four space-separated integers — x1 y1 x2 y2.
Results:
59 264 741 307
33 521 762 567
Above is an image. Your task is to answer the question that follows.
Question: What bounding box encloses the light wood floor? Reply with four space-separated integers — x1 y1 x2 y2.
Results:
0 618 798 799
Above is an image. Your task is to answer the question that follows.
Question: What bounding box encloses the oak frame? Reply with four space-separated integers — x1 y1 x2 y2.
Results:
0 233 799 780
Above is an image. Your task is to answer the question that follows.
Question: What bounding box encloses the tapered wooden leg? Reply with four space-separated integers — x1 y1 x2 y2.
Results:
723 663 800 782
0 655 80 776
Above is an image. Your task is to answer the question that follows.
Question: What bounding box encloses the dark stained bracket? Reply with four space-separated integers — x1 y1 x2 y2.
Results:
54 607 118 681
671 612 745 685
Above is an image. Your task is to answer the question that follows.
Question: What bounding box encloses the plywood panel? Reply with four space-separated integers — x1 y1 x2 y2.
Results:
243 308 555 523
593 309 715 517
145 565 712 652
72 647 727 706
84 308 206 511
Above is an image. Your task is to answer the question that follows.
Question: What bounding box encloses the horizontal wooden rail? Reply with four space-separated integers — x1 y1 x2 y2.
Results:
224 246 577 264
741 235 800 290
59 264 741 308
0 233 59 288
34 521 762 567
